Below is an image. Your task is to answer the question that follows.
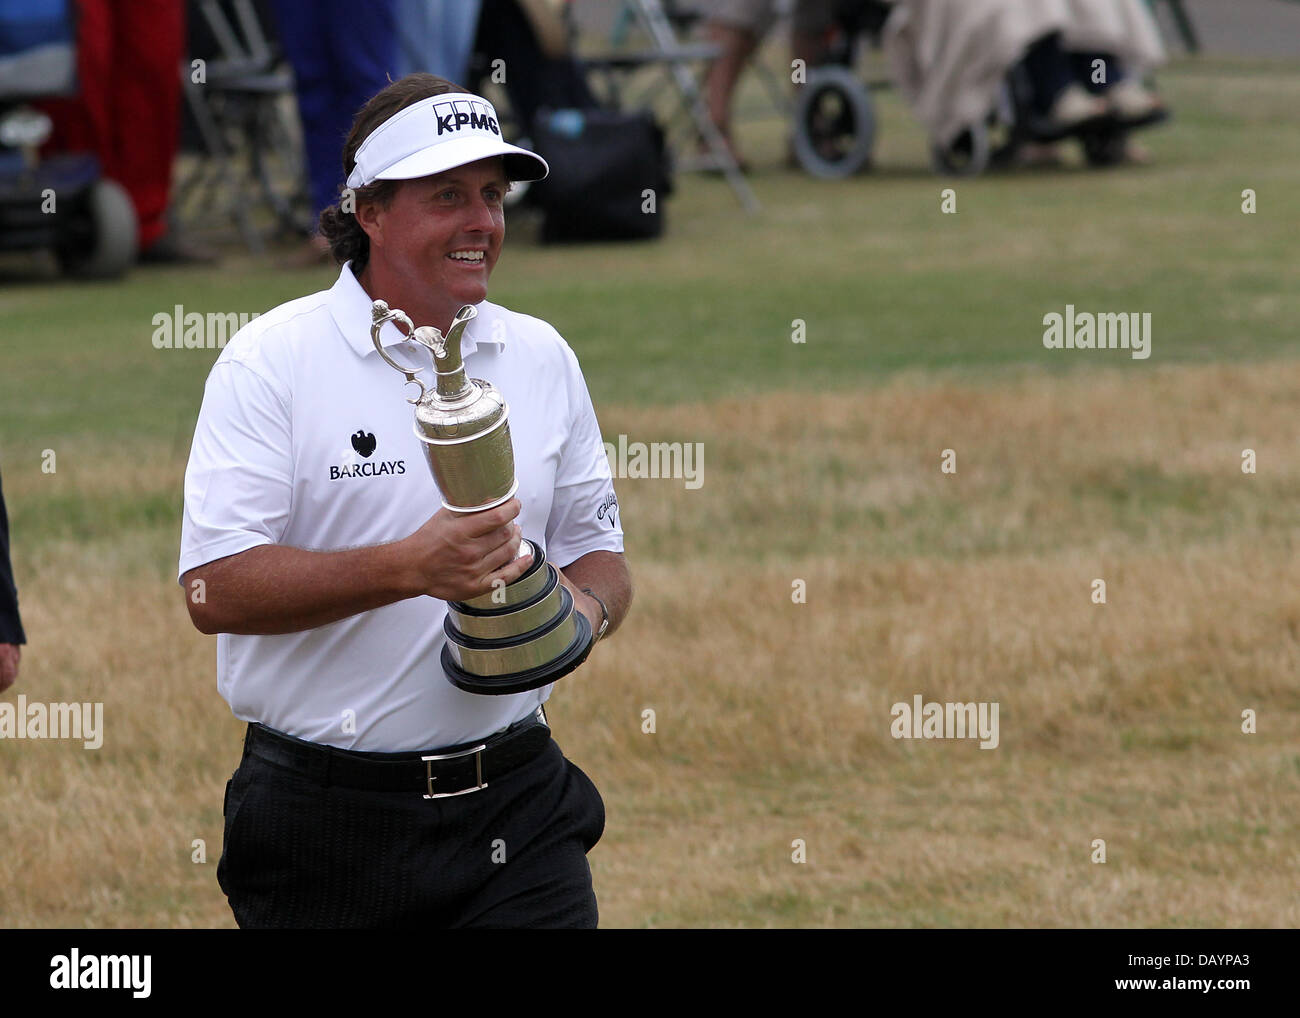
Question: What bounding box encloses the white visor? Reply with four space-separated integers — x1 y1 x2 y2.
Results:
346 92 549 190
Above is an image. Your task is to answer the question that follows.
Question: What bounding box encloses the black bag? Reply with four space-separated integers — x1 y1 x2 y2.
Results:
527 108 673 243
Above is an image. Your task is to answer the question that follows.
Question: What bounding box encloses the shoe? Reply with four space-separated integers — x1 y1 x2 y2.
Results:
1011 141 1065 169
1046 84 1110 131
1107 80 1168 127
139 230 220 266
1115 139 1152 165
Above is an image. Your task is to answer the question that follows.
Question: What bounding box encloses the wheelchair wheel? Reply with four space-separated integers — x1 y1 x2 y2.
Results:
56 178 138 279
792 65 875 178
931 122 990 177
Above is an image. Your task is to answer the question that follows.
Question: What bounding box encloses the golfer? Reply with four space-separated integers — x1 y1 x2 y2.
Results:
179 73 631 928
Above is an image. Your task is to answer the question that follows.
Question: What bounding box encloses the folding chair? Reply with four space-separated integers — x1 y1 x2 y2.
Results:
1148 0 1200 53
577 0 761 213
177 0 310 251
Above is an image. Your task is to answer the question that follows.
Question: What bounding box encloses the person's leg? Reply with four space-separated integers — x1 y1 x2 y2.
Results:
325 0 398 207
1068 49 1164 126
392 0 481 81
1021 31 1077 118
1017 30 1110 134
451 741 606 929
38 0 112 162
271 0 343 224
473 0 596 137
790 0 836 71
786 0 843 164
217 736 463 928
218 730 604 929
110 0 185 250
1069 50 1120 94
703 20 762 165
694 0 773 167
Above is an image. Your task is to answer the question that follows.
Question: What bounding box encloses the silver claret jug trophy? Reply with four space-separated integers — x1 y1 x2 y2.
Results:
370 300 594 695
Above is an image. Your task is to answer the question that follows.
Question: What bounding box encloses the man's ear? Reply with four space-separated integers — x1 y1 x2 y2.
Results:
355 198 384 248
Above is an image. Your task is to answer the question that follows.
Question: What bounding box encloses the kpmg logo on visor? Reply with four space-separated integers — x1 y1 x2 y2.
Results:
433 98 501 137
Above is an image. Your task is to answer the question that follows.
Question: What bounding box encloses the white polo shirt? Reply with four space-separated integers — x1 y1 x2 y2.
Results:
178 263 623 752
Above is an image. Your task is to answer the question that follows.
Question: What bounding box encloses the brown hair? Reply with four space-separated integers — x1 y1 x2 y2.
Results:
318 73 466 271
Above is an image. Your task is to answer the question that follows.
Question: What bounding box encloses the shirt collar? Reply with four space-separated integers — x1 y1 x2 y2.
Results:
329 262 506 362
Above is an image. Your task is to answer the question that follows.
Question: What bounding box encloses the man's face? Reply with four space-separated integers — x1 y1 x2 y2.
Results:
363 157 508 319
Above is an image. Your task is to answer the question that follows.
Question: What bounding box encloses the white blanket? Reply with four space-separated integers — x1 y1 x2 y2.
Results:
883 0 1167 146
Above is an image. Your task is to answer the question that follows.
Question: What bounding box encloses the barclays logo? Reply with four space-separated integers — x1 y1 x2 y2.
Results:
330 430 406 480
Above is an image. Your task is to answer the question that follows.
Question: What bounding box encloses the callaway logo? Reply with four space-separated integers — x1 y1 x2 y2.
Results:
597 492 618 529
330 430 406 480
433 98 500 137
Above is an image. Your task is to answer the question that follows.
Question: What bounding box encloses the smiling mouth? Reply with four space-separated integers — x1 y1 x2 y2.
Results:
448 250 486 265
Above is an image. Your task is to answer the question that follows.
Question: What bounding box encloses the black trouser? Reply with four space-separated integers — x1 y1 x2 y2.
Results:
217 720 606 928
1021 31 1124 115
470 0 598 132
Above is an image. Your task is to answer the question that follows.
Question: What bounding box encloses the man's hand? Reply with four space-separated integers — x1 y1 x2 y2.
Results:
0 643 20 693
401 498 534 603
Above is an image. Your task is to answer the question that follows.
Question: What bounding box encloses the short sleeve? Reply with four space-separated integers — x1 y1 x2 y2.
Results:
178 360 294 583
544 345 624 567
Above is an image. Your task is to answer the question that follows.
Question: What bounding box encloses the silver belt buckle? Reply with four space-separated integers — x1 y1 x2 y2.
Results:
421 743 488 799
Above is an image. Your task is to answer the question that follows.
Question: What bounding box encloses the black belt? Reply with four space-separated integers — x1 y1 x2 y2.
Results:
243 706 551 798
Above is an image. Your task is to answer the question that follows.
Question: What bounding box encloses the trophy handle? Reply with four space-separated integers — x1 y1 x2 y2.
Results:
408 304 477 363
370 300 429 405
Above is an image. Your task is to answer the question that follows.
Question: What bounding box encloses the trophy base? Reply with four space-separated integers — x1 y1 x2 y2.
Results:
441 540 595 695
442 611 593 695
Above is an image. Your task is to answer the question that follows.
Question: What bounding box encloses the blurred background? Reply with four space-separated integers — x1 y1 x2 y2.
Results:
0 0 1297 927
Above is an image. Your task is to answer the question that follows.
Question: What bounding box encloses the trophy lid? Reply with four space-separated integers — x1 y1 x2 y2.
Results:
414 381 508 444
370 300 510 444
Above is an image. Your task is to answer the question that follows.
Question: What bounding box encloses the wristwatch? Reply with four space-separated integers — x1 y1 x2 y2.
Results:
580 587 610 642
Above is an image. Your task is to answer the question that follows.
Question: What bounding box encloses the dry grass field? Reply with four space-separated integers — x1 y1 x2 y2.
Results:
3 360 1297 927
1 57 1297 927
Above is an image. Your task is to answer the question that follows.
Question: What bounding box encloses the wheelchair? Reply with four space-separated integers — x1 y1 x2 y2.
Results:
791 0 1151 178
0 0 138 278
789 0 888 178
